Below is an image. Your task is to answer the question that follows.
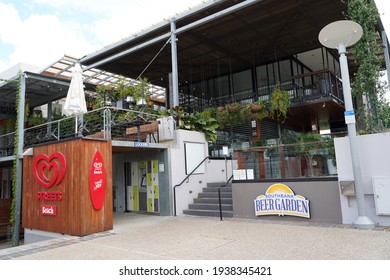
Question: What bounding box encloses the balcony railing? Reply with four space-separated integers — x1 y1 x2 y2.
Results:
0 107 174 158
187 69 344 110
257 69 343 105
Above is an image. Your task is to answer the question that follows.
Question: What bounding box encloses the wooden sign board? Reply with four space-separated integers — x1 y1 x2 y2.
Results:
22 139 113 236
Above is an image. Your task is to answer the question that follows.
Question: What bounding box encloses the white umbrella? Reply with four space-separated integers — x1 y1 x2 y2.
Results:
63 63 87 135
63 62 87 116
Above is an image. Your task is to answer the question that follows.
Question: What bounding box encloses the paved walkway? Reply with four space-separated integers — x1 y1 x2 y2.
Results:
1 213 390 260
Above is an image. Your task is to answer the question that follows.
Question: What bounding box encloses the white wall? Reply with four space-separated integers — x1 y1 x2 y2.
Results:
167 130 233 216
169 129 208 215
335 132 390 226
206 159 233 183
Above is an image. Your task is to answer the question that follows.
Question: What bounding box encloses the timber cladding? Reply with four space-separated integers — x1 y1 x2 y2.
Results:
22 139 113 236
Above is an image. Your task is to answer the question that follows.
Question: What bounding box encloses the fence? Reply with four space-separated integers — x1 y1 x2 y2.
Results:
0 107 172 156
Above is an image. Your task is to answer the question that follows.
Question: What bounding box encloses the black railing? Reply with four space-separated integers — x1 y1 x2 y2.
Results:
257 69 343 105
173 156 210 216
218 174 234 221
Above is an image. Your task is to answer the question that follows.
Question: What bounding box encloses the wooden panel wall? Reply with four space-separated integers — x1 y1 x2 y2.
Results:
22 139 113 236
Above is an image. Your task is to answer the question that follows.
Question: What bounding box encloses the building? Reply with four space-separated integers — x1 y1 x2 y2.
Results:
1 0 389 245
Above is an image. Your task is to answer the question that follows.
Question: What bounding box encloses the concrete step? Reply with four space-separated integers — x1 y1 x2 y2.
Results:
193 197 233 204
198 192 232 198
188 203 233 211
183 209 233 218
202 186 232 193
206 182 232 188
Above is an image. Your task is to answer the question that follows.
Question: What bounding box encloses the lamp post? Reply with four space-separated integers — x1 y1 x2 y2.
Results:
319 20 375 229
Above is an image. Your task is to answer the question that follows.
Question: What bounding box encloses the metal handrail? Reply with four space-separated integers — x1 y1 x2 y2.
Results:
173 156 210 216
219 174 234 221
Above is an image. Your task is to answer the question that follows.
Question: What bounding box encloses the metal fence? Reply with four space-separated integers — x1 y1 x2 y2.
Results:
0 107 172 157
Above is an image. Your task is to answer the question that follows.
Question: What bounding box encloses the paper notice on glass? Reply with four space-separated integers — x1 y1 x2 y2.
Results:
246 169 254 180
239 169 247 180
159 163 165 172
233 170 240 180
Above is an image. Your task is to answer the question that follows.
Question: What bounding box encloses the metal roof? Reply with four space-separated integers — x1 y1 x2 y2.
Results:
80 0 352 89
0 55 167 118
41 55 167 103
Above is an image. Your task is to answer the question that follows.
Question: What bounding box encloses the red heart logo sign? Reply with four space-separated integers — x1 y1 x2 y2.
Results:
34 152 67 188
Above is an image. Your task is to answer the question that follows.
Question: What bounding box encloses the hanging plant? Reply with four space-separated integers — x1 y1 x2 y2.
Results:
269 87 290 121
248 100 268 121
226 103 241 113
216 103 252 129
217 106 225 113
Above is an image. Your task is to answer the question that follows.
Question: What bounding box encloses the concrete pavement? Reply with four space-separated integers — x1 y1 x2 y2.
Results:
1 213 390 260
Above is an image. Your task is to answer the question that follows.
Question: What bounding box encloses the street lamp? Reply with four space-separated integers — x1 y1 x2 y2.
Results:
319 20 375 229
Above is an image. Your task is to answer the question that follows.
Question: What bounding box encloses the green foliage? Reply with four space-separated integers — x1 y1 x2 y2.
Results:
379 101 390 129
27 110 45 126
216 103 252 129
346 0 386 133
269 87 290 121
166 106 219 141
179 112 219 142
52 107 65 121
281 131 335 176
10 72 22 241
88 77 150 109
5 119 16 133
247 100 268 120
281 131 334 159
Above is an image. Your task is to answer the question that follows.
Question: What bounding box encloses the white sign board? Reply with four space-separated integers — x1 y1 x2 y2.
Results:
344 110 356 124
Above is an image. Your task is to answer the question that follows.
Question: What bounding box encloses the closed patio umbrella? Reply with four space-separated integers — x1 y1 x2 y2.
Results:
63 62 87 135
63 62 87 116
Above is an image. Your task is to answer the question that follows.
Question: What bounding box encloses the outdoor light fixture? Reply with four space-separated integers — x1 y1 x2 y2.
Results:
319 20 375 229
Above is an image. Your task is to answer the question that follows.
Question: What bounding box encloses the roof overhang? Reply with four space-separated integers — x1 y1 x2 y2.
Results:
0 71 96 111
80 0 352 89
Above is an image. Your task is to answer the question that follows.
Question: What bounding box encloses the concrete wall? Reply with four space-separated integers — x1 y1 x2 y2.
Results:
170 130 209 216
168 130 233 216
232 178 342 224
335 132 390 226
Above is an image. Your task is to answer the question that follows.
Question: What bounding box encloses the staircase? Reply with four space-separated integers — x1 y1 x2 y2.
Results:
183 182 233 218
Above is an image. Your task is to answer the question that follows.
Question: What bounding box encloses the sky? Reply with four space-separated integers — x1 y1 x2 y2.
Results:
0 0 389 74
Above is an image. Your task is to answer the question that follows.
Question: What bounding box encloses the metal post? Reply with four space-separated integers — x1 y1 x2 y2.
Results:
13 72 26 246
338 43 375 229
170 20 179 107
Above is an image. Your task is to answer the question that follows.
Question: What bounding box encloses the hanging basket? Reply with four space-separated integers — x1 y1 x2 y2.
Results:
250 103 263 112
217 106 225 112
226 104 241 113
